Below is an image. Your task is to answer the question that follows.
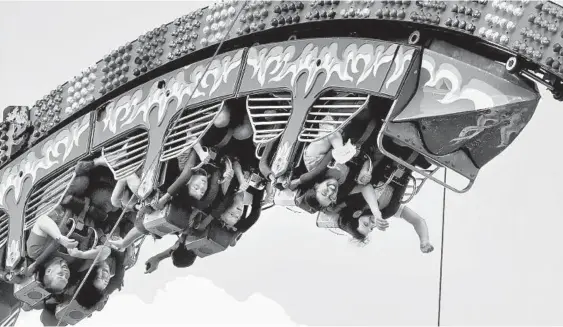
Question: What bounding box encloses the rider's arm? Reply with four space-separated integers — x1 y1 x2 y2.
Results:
290 152 333 190
166 150 198 197
32 214 65 241
360 184 383 220
397 205 430 245
233 160 245 185
69 245 111 261
147 244 176 264
259 142 274 179
195 169 220 210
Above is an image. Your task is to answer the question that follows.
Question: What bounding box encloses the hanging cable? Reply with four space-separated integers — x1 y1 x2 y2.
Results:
437 169 447 326
55 3 248 325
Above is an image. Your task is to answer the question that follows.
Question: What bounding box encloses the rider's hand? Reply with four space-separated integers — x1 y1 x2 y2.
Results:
239 180 250 192
58 236 78 249
224 168 234 181
289 179 300 190
420 242 434 254
153 195 168 211
145 258 159 274
202 154 211 165
375 217 389 231
67 247 84 259
108 239 124 251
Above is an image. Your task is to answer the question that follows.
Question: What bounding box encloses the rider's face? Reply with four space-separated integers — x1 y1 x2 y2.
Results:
93 261 111 291
315 178 338 207
221 195 245 226
357 215 376 237
44 258 70 292
188 175 208 200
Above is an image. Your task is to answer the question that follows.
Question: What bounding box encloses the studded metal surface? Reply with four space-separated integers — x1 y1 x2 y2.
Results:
29 86 64 144
100 43 133 96
21 0 563 161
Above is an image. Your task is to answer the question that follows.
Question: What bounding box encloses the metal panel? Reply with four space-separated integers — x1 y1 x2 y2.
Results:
0 113 92 269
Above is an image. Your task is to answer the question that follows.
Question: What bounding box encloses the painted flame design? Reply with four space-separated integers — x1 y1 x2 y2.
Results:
0 115 90 207
421 54 510 110
385 47 415 90
247 42 397 96
451 105 531 148
102 50 243 133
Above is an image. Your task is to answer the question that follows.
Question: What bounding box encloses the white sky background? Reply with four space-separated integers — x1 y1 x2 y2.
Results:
1 1 563 326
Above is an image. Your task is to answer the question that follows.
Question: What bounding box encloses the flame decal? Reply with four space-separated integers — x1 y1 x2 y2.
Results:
0 115 90 207
451 105 531 148
247 42 397 95
422 55 511 110
102 50 243 133
385 47 415 89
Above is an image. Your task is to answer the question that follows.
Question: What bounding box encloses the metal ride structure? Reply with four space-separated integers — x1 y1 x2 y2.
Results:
0 0 560 325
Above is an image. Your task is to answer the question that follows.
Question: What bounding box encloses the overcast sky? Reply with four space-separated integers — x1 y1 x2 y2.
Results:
1 1 563 326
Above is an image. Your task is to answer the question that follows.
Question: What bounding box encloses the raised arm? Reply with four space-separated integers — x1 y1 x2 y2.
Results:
159 150 198 207
259 142 274 179
108 226 145 251
144 244 176 274
195 168 220 210
397 205 433 253
32 214 78 249
232 159 249 191
290 152 333 190
360 184 383 220
68 245 111 262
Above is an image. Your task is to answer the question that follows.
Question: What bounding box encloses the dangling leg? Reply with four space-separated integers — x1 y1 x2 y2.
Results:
108 212 147 251
360 184 385 227
396 205 434 253
233 115 253 140
93 156 109 167
111 180 127 209
214 103 232 128
125 174 141 195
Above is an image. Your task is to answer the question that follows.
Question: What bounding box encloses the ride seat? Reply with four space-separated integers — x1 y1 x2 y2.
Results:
55 300 94 326
183 222 239 258
13 273 50 307
143 202 192 237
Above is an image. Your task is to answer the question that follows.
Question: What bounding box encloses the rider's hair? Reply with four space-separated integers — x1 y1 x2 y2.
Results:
301 188 324 213
75 271 105 309
338 208 370 245
171 245 197 268
37 258 67 294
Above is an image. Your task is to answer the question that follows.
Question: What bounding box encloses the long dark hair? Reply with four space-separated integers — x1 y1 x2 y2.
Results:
74 270 104 309
171 245 197 268
338 207 370 245
301 188 325 213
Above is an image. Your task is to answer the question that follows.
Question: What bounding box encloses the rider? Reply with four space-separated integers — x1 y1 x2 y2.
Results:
334 140 434 252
